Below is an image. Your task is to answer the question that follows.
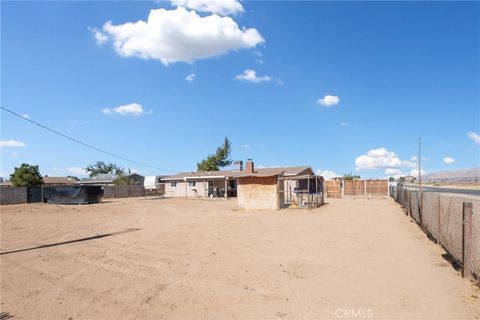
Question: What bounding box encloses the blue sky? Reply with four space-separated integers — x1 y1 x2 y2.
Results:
1 1 479 179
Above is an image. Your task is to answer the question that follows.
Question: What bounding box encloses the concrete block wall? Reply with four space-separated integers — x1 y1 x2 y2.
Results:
102 185 146 198
103 186 115 198
128 185 146 197
0 187 27 205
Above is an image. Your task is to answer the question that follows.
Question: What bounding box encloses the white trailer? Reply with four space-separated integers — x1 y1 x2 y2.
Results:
144 176 165 196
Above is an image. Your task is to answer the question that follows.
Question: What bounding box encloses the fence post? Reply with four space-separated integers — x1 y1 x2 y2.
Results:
407 191 411 217
418 191 422 226
462 202 473 279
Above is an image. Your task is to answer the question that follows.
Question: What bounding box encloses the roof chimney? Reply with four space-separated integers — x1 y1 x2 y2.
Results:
246 159 254 174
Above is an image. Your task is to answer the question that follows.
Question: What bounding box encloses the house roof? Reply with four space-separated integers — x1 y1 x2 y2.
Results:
278 174 324 181
78 173 144 184
162 166 313 181
79 174 117 183
0 181 13 187
43 176 78 184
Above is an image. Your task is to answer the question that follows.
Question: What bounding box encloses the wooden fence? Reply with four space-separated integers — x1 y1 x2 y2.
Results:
325 179 389 198
344 179 388 195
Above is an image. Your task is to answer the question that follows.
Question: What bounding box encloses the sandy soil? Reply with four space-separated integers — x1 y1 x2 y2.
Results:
1 197 479 319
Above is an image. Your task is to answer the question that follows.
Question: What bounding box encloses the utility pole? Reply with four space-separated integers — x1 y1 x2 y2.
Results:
418 137 423 209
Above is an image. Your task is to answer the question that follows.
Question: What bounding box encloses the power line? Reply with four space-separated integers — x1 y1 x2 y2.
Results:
1 106 175 173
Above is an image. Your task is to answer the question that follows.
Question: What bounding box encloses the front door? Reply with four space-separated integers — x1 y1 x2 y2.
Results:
207 180 215 197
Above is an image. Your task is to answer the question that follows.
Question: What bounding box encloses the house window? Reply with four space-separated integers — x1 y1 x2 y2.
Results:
170 182 177 187
188 181 196 187
158 178 162 183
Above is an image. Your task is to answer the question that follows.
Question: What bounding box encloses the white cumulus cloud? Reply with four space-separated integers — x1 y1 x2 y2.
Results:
355 148 403 169
186 73 196 81
385 168 403 176
170 0 244 15
235 69 272 83
66 167 88 176
98 7 263 65
102 103 152 116
467 131 480 145
317 95 340 107
443 156 455 164
402 159 417 168
316 169 340 180
355 147 419 170
89 27 109 45
0 140 26 148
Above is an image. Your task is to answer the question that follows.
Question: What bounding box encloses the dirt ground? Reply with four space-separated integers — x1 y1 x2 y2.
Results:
1 197 479 319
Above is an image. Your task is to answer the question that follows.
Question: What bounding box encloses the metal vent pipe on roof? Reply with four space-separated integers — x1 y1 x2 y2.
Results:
233 160 243 171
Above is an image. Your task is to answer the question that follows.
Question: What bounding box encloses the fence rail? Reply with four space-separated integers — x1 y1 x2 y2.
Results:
390 185 480 284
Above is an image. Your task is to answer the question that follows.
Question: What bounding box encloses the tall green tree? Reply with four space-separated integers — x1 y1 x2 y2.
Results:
113 174 136 186
85 161 125 177
343 172 361 180
10 163 44 187
197 137 232 171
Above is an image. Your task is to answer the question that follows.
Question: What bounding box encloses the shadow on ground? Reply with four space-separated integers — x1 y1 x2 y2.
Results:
0 228 141 256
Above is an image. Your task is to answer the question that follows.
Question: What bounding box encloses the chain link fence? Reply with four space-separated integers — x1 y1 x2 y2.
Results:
390 185 480 284
473 200 480 282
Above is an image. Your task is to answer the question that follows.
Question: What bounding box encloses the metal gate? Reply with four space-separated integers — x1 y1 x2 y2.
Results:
27 187 43 203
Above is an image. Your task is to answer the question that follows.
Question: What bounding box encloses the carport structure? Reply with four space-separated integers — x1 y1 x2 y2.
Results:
280 174 324 209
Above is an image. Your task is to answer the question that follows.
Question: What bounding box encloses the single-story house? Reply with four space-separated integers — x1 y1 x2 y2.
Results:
0 176 78 187
78 173 145 186
163 160 324 210
162 170 238 198
0 180 13 187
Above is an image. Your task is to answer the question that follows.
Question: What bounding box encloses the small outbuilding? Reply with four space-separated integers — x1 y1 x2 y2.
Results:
236 160 324 210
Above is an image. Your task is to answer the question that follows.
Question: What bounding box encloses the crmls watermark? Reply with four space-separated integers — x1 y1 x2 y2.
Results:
334 308 374 319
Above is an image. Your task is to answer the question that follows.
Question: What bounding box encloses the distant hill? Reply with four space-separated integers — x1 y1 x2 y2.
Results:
423 167 480 182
